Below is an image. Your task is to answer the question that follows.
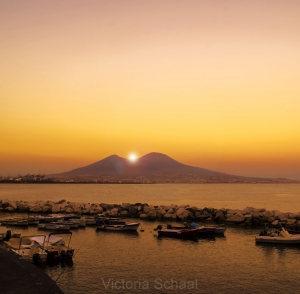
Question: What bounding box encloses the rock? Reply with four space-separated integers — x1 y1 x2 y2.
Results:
244 214 252 222
120 210 128 217
226 215 245 223
52 204 60 213
30 205 43 212
128 207 138 215
271 220 279 226
139 214 148 219
268 217 275 223
176 208 190 220
215 210 226 223
65 207 74 213
144 205 154 213
147 211 157 219
4 206 15 212
58 199 66 204
285 219 296 225
9 201 18 210
242 207 257 215
289 213 300 220
263 211 273 218
43 205 52 213
163 213 173 220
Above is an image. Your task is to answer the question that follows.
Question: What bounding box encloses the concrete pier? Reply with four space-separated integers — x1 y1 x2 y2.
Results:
0 244 63 294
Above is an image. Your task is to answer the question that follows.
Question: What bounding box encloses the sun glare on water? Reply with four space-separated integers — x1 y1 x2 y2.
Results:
128 153 138 162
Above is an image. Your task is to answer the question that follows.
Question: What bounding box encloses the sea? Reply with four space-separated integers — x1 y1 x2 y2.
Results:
1 183 300 294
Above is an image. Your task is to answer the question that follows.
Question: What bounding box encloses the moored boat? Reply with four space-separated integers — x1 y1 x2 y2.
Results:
4 235 48 264
255 227 300 244
96 223 140 231
38 223 70 230
32 232 74 261
154 225 198 239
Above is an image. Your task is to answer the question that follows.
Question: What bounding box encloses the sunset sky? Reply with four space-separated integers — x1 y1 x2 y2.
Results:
1 0 300 179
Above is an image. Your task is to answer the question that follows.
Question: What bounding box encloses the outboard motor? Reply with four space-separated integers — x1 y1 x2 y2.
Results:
4 230 11 241
61 250 66 262
32 253 40 265
154 225 162 231
259 229 267 236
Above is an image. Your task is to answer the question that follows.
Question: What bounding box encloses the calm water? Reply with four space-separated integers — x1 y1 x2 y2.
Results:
1 184 300 294
1 183 300 211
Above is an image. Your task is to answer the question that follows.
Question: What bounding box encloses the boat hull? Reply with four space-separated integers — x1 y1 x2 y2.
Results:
157 229 198 239
255 236 300 244
97 223 139 231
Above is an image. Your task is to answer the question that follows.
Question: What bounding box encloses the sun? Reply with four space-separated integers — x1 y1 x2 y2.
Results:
128 153 138 162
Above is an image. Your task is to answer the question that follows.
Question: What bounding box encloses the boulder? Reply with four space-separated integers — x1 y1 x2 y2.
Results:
147 211 157 219
176 208 190 220
215 210 226 223
271 220 279 226
43 205 52 213
30 205 43 212
163 213 173 220
9 201 18 210
289 213 300 220
52 204 61 213
139 214 148 219
128 207 138 215
244 214 252 222
120 210 129 217
4 206 15 212
65 207 74 213
144 205 154 213
285 219 296 226
121 203 131 208
263 211 274 218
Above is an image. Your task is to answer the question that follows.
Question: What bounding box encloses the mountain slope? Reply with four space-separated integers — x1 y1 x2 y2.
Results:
56 152 230 178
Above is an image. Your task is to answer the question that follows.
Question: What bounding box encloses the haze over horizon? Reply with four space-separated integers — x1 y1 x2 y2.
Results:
1 0 300 180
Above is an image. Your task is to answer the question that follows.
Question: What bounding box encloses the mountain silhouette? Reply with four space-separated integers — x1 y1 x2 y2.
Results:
55 152 231 178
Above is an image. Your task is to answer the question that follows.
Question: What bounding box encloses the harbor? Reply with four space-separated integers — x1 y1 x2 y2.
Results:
1 184 300 293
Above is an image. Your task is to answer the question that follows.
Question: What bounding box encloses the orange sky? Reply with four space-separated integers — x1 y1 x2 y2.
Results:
1 0 300 179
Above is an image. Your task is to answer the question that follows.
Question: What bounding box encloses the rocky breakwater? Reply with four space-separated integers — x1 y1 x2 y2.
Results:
1 199 300 228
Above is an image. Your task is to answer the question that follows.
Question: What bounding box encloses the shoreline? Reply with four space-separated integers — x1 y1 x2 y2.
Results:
1 199 300 228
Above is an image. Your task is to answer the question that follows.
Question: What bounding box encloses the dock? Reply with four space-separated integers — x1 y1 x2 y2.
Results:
0 244 63 294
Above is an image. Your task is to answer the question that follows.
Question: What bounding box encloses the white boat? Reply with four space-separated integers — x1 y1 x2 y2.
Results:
71 219 86 227
4 235 48 264
38 223 70 230
255 227 300 244
96 223 140 231
4 218 29 226
56 220 79 229
190 222 226 234
32 232 74 261
85 217 97 225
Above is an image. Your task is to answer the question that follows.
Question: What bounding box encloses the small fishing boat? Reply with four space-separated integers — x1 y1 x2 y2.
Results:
32 232 74 261
154 225 198 239
4 218 29 226
96 222 140 231
38 223 70 230
190 222 226 234
55 220 79 229
85 217 97 225
4 235 48 264
96 216 127 225
256 227 300 244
